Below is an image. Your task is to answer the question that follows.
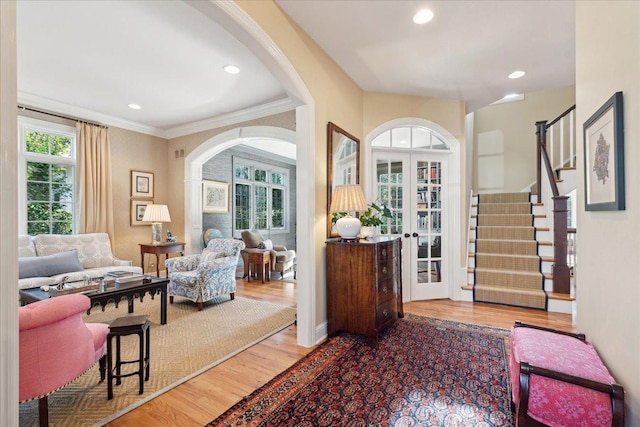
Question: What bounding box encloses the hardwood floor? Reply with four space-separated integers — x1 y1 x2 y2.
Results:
106 276 573 427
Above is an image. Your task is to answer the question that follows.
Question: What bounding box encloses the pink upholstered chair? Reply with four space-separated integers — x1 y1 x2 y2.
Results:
19 294 109 426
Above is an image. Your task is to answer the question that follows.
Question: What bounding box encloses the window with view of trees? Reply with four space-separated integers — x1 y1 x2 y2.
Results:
233 158 287 233
19 117 76 235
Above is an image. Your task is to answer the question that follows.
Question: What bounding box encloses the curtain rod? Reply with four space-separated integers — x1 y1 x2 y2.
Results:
18 105 107 129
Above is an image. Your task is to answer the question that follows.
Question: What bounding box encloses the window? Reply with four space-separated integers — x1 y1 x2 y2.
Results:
371 126 449 150
18 117 76 235
233 158 288 233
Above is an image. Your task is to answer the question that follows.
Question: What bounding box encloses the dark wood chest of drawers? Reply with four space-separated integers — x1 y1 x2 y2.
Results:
326 237 403 344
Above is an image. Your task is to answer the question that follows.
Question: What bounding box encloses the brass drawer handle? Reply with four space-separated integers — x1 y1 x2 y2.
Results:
382 309 389 317
381 249 387 257
382 286 388 294
382 266 388 275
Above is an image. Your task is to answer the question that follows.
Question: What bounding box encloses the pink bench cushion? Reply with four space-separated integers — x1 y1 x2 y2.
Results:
510 326 615 427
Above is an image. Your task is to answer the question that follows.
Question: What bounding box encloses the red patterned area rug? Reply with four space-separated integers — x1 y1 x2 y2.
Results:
207 315 513 427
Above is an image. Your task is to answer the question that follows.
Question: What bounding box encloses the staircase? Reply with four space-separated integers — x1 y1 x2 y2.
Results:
469 192 548 310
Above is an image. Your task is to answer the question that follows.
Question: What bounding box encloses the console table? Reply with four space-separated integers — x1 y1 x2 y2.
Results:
139 242 185 278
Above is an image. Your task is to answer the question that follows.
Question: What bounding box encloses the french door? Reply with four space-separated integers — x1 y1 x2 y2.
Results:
372 150 449 301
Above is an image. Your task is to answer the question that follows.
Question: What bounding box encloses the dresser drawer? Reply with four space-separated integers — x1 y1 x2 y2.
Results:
376 299 397 329
377 257 395 281
377 243 395 262
377 278 395 304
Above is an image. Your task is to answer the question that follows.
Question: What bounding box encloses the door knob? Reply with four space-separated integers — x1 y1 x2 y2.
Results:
404 233 410 238
412 233 418 238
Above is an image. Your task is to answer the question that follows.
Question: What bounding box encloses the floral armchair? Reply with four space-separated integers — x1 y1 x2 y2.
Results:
165 238 245 311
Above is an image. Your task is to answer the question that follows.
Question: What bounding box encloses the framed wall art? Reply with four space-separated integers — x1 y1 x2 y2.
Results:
583 91 624 211
203 180 229 213
131 199 153 226
131 170 154 198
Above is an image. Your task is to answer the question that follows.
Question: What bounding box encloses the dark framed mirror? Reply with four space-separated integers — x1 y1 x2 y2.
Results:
327 122 360 237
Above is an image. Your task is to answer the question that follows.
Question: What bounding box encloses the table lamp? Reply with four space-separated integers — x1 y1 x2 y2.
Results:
329 184 367 240
142 204 171 244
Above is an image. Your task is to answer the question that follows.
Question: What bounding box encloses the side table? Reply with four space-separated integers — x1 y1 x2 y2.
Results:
247 250 270 284
140 242 185 278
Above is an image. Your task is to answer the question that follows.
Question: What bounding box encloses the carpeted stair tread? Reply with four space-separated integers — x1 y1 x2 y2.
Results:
476 214 534 227
475 226 536 240
475 268 544 290
474 285 547 309
475 253 540 271
475 239 539 256
477 192 531 203
477 202 532 215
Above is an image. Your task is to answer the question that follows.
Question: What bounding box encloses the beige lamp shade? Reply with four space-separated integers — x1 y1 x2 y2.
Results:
142 204 171 223
330 185 367 239
142 204 171 244
329 184 368 213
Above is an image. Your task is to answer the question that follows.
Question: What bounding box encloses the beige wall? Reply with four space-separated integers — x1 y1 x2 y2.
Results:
576 2 640 425
109 127 169 272
473 86 575 193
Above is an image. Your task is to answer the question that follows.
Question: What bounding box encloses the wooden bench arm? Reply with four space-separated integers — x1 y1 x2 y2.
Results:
518 361 625 427
514 320 586 341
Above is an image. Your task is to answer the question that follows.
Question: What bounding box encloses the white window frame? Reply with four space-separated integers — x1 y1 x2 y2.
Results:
232 157 289 235
18 116 77 235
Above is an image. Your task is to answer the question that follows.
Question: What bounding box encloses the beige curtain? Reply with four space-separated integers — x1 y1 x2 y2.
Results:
77 122 114 240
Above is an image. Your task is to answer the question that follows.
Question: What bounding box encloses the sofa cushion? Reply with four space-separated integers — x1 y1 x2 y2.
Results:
18 235 36 257
19 250 83 279
34 233 117 269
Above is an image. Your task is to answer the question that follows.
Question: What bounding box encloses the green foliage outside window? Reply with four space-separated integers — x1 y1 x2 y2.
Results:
24 130 74 235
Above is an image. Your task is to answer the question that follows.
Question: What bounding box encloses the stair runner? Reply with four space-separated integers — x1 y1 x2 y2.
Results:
473 192 548 310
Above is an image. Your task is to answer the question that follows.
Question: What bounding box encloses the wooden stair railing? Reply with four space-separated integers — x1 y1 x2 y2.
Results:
535 105 575 295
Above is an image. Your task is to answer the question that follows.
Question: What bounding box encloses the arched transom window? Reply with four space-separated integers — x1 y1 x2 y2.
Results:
371 126 450 150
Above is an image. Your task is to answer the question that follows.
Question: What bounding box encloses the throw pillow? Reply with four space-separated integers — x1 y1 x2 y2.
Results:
257 239 274 250
19 250 84 279
201 248 224 263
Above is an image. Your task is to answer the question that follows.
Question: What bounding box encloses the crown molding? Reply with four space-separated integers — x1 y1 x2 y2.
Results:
164 97 296 139
17 92 166 138
18 91 297 141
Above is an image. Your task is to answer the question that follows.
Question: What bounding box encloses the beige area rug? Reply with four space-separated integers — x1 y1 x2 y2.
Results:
19 296 297 427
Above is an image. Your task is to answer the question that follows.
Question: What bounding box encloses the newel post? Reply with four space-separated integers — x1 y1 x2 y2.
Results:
552 195 570 294
535 121 547 203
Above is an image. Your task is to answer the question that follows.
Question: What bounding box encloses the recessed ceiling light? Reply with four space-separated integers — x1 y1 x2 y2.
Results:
413 9 434 24
508 70 526 79
224 65 240 74
128 104 141 110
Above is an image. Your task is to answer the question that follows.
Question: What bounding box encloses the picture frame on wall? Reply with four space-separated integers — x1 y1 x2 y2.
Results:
131 199 153 226
202 180 229 213
131 170 154 198
583 91 625 211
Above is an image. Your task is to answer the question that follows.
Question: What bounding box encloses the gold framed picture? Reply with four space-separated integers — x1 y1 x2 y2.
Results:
131 170 154 198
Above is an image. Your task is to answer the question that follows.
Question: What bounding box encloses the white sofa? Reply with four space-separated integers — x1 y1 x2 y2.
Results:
18 233 142 290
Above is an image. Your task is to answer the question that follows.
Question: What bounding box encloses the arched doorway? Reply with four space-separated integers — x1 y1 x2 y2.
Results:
365 118 462 302
184 126 296 253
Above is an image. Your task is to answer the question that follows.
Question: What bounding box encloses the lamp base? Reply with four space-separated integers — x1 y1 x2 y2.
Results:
335 216 361 239
151 223 162 244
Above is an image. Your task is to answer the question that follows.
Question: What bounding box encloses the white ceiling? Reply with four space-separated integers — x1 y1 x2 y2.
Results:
16 0 575 139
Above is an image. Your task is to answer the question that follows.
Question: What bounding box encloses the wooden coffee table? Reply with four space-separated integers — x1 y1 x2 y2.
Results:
19 277 169 325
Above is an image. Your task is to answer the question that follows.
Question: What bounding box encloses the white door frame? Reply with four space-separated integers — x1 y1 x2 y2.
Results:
364 118 462 302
